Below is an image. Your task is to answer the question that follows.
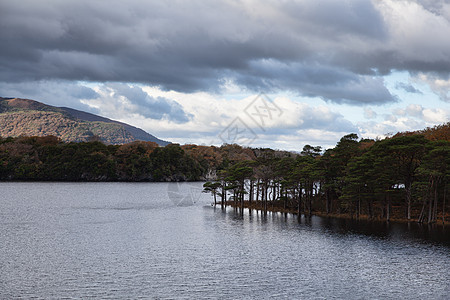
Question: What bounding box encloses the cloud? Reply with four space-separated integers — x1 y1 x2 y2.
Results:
422 107 449 123
357 100 449 140
0 0 448 151
83 83 192 123
372 0 450 74
414 73 450 102
3 0 449 105
395 82 423 94
364 107 378 119
357 118 424 139
405 104 424 118
233 60 397 105
0 80 98 111
272 97 356 132
80 86 357 148
392 103 449 123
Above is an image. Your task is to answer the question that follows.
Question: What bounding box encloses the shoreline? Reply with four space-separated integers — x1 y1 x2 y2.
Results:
222 201 449 226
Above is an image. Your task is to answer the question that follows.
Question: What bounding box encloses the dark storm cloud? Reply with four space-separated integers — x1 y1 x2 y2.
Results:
233 61 396 104
417 0 450 16
281 0 387 39
0 80 99 112
0 0 449 105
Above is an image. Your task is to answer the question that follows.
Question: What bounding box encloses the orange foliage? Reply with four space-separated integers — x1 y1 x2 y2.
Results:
359 140 375 150
116 141 158 156
182 144 224 168
219 144 256 162
393 122 450 141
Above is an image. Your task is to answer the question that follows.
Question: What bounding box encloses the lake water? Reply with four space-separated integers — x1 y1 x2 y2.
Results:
1 182 449 299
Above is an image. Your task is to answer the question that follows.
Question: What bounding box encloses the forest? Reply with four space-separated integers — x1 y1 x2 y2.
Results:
0 122 448 224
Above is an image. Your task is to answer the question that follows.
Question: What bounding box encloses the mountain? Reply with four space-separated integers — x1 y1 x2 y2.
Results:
0 97 170 145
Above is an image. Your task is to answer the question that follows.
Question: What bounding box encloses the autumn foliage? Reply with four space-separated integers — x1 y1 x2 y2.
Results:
1 123 448 224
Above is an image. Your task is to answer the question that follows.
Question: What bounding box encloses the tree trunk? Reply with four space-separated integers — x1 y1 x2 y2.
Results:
427 195 433 224
427 178 434 224
263 182 268 214
443 184 446 224
249 179 254 205
418 199 426 224
308 183 313 217
357 187 361 219
368 198 373 219
325 188 330 214
406 180 412 220
432 182 438 223
386 194 390 222
297 187 302 221
221 182 226 208
256 180 260 203
272 183 276 202
240 180 245 210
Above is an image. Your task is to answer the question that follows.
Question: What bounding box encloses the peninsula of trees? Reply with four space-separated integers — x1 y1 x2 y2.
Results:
0 122 448 224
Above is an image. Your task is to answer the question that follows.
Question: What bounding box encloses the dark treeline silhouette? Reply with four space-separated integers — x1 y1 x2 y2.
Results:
1 122 448 223
0 136 203 182
204 123 449 224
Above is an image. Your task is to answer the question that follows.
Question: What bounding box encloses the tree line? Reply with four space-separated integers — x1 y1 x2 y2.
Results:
0 136 203 182
203 124 449 224
1 122 448 223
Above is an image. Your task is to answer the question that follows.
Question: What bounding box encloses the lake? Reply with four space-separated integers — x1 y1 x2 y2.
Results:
1 182 449 299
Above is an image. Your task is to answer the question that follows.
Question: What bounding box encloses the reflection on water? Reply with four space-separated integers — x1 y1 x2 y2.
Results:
218 205 450 246
0 182 449 299
312 215 449 246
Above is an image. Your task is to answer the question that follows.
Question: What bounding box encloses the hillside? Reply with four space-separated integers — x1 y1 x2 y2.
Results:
393 122 450 141
0 97 170 145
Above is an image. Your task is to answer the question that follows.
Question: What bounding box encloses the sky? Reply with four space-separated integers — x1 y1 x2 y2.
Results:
0 0 449 151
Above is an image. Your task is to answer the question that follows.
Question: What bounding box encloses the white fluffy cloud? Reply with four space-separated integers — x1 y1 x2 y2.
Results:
78 83 357 149
364 107 378 119
393 104 449 123
357 103 450 140
375 0 450 63
414 73 450 102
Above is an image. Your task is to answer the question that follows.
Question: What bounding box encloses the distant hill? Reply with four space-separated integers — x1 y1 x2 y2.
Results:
0 97 170 145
